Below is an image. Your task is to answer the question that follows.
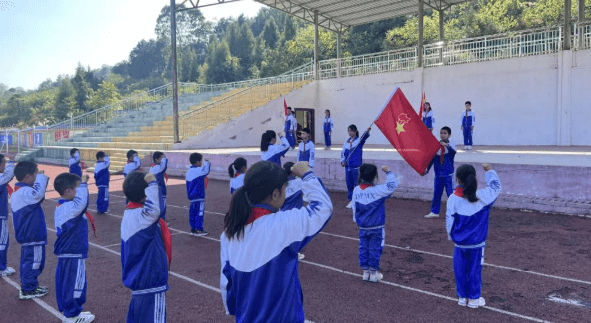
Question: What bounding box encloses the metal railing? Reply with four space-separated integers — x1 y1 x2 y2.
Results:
179 71 313 141
575 21 591 50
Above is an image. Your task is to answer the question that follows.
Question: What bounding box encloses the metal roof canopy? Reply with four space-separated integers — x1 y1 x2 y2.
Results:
253 0 467 33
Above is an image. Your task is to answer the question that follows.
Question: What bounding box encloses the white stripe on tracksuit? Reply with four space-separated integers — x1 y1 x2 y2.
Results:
154 292 166 323
33 246 42 270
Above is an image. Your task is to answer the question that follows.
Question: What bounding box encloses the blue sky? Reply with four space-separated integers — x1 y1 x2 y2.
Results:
0 0 263 90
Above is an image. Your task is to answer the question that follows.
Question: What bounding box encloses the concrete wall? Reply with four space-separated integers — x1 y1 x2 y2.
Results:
175 49 591 148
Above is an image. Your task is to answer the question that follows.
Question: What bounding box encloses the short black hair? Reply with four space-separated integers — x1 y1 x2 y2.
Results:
283 161 295 176
441 126 452 135
96 151 105 160
123 172 149 203
70 148 79 157
127 150 137 160
358 164 378 184
301 127 310 134
14 161 38 182
287 107 293 111
54 173 81 196
190 153 203 165
153 151 164 162
465 101 471 106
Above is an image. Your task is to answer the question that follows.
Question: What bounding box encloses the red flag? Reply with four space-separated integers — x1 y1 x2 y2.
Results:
158 218 172 268
374 87 441 175
418 92 426 118
284 98 288 116
204 177 208 189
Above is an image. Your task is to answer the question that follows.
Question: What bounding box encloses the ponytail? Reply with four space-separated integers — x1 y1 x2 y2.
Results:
228 163 236 178
228 157 247 178
224 161 288 240
348 124 359 138
456 164 478 203
260 130 276 152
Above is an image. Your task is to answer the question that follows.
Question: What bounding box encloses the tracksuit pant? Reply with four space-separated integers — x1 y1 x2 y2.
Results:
463 127 473 146
324 131 331 147
189 200 205 231
358 228 385 271
345 168 359 201
431 176 454 214
97 186 109 213
453 246 485 299
286 132 296 148
55 257 87 318
20 244 46 291
0 218 9 271
127 291 166 323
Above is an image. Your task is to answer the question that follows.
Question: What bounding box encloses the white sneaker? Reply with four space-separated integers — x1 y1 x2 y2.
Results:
458 298 467 306
346 201 353 209
298 253 305 261
369 271 383 283
362 270 370 282
467 297 486 309
0 267 15 276
424 212 439 218
63 312 95 323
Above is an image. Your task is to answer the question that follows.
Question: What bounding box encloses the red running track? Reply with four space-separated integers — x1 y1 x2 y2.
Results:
1 164 591 322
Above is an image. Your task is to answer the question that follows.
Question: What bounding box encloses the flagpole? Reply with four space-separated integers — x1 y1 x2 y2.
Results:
343 122 374 166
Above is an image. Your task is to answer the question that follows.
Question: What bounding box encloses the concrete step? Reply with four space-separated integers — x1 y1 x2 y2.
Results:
95 142 173 150
112 136 174 143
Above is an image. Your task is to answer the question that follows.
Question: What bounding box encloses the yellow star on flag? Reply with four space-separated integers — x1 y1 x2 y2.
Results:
396 121 406 134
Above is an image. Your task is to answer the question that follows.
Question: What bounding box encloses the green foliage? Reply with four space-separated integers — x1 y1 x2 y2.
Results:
88 81 121 110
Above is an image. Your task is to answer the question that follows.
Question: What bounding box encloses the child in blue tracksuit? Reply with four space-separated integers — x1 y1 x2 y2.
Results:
352 164 399 283
94 151 110 214
121 172 168 323
0 154 15 277
260 130 290 166
447 163 501 309
341 125 371 208
149 151 168 221
186 153 210 236
323 109 333 150
53 173 95 323
281 162 306 261
11 161 50 300
423 126 457 218
284 107 297 149
422 102 435 132
297 128 315 170
69 148 82 177
228 157 247 194
221 161 333 322
123 150 141 205
461 101 475 150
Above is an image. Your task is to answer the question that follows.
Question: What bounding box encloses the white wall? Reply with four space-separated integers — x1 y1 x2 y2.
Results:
175 49 591 148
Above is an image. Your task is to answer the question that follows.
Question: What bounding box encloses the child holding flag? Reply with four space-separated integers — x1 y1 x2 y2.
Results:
461 101 475 150
423 126 457 218
341 125 371 209
447 164 501 308
352 164 399 282
0 154 15 277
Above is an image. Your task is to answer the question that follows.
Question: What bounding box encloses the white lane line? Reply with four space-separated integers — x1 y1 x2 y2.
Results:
106 196 591 287
48 201 554 323
1 276 66 321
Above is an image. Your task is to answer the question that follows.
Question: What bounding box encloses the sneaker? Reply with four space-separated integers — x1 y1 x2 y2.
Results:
194 230 209 236
298 253 305 261
191 229 196 235
346 201 353 209
0 267 15 276
369 271 383 283
458 298 467 306
19 286 48 300
38 285 49 293
63 312 95 323
424 212 439 218
362 270 370 282
468 297 486 309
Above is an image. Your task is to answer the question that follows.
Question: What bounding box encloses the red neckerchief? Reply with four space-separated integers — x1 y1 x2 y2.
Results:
56 202 97 239
454 186 464 197
360 184 372 190
126 201 172 268
440 145 446 164
234 172 242 178
151 163 169 182
7 184 13 197
81 161 86 170
247 206 273 224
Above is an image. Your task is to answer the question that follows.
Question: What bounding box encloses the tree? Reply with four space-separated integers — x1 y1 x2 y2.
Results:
55 78 77 120
128 39 167 80
88 81 121 110
284 16 297 42
204 40 241 83
261 17 280 49
71 63 94 112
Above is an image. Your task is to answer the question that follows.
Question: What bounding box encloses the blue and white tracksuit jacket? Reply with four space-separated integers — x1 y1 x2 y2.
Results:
297 140 315 169
123 156 141 178
149 157 168 220
323 117 334 147
261 136 290 167
54 184 90 318
230 174 245 194
0 161 15 271
446 170 501 299
425 140 457 214
280 177 303 211
284 115 297 147
221 172 333 323
461 110 476 146
11 174 50 291
94 156 110 213
121 182 167 323
352 172 399 270
69 151 82 177
186 161 211 231
340 132 370 201
423 110 435 130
